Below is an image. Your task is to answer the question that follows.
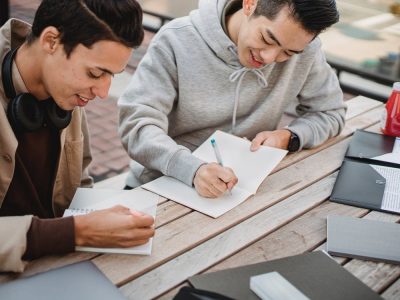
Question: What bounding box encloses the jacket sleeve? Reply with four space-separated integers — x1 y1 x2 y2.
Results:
80 108 93 188
118 39 204 186
287 39 347 149
0 215 32 272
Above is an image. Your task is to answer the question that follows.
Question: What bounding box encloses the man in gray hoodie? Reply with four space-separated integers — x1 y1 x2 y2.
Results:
119 0 346 198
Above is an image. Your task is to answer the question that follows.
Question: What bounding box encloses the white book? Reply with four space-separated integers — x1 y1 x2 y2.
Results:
143 130 287 218
63 188 159 255
250 271 310 300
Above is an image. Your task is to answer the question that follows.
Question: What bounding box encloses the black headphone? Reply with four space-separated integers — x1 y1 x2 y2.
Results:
1 47 72 133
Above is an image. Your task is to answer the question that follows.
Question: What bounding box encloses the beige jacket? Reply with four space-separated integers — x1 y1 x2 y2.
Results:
0 19 93 272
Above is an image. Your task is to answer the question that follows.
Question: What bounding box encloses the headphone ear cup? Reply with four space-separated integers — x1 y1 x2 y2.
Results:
7 93 44 132
45 100 72 130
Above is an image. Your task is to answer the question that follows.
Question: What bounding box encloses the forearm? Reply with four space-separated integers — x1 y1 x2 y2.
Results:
120 123 204 186
288 108 346 149
292 44 347 148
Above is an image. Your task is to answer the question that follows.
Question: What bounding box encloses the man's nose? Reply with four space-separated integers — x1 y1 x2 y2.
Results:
259 48 280 64
92 75 112 99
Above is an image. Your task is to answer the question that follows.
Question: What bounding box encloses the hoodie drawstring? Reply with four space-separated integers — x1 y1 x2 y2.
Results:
229 67 268 133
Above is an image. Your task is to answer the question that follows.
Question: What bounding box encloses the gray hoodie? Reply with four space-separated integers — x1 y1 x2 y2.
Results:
118 0 346 188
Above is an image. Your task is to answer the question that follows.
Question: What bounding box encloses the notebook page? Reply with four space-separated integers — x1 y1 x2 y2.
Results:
370 165 400 213
193 130 287 194
143 176 252 218
143 130 286 218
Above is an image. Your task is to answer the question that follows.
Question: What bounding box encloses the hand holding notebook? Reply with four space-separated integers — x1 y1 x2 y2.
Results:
143 130 287 218
63 188 159 255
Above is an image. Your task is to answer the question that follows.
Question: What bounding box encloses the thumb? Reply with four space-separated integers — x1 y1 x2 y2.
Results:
251 132 268 151
130 209 144 217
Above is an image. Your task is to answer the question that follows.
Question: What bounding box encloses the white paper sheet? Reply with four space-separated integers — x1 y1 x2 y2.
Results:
393 138 400 154
143 130 287 218
370 165 400 213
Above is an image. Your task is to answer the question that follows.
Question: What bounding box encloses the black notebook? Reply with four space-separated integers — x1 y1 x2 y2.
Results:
0 261 126 300
189 251 382 300
330 130 400 214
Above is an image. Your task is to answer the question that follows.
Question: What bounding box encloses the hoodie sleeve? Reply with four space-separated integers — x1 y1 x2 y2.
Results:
118 39 205 186
287 39 347 150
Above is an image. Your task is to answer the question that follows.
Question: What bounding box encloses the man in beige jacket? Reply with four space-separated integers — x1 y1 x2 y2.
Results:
0 0 154 272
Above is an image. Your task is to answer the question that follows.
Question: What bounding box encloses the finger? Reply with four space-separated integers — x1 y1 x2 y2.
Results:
130 209 144 217
226 176 238 190
218 167 238 184
121 238 151 247
132 214 155 227
262 137 275 147
199 183 222 198
207 182 225 198
108 205 131 213
250 132 269 151
210 175 229 193
131 227 155 240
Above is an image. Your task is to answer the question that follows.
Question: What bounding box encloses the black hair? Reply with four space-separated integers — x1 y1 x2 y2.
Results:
254 0 339 35
26 0 144 57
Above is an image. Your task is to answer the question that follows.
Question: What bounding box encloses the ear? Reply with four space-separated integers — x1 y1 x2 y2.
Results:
242 0 258 16
39 26 61 54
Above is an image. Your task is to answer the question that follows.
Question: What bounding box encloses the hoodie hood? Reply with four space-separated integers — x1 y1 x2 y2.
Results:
190 0 242 68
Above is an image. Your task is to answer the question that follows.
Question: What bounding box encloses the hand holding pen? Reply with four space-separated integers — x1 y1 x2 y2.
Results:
193 138 238 198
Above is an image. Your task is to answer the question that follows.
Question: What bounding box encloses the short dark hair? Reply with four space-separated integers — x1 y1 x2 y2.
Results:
27 0 144 57
254 0 339 35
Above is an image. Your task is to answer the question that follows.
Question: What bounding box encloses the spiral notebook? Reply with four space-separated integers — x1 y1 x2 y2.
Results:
63 187 159 255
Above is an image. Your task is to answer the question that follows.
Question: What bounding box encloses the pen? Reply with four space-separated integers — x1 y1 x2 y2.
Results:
211 138 232 195
211 138 224 166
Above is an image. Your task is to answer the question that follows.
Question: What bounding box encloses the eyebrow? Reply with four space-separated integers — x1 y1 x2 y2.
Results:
266 29 304 54
96 67 125 75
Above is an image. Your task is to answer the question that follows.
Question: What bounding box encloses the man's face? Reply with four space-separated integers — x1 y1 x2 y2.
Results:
236 6 315 68
42 40 132 110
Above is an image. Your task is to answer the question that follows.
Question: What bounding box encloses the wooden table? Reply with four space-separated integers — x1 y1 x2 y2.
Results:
1 96 399 299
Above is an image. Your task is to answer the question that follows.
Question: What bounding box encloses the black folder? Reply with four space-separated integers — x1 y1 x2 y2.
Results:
330 130 399 214
346 130 396 160
188 251 382 300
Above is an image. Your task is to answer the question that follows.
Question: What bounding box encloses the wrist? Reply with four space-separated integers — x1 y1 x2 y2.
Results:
286 129 300 152
73 215 88 246
193 163 207 186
